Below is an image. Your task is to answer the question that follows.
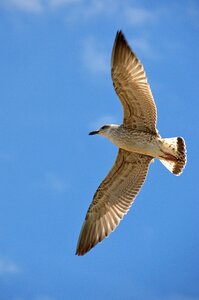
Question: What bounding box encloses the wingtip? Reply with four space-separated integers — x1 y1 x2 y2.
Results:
75 251 83 256
115 30 125 41
115 30 124 41
75 247 84 256
75 244 83 256
75 247 91 256
76 234 99 256
116 29 123 35
112 30 127 66
113 30 130 53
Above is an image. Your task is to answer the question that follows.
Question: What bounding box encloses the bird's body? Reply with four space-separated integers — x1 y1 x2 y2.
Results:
76 31 187 256
99 125 161 157
98 125 184 164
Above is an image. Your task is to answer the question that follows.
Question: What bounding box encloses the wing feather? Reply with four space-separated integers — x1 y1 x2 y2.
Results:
76 149 152 256
111 31 157 133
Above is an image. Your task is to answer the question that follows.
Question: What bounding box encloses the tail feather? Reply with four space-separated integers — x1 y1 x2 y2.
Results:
159 137 187 176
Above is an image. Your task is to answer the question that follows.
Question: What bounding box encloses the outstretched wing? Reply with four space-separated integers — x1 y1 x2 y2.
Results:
111 31 157 134
76 149 152 256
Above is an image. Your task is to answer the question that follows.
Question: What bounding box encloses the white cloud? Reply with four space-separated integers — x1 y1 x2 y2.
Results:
0 257 20 275
65 0 118 22
45 172 67 193
63 2 160 28
124 6 157 26
132 37 157 59
0 0 161 29
49 0 81 9
0 0 43 13
82 37 108 74
79 0 104 18
0 0 117 19
0 0 82 13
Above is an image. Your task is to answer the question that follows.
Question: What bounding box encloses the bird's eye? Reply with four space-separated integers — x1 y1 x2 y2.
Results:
101 125 108 130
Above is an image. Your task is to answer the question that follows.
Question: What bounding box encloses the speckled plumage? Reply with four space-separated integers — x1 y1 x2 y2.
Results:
76 31 186 256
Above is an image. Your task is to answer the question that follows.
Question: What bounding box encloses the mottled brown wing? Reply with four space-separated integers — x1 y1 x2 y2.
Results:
76 149 152 256
111 31 157 134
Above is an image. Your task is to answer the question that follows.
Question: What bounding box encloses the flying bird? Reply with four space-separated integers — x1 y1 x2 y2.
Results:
76 31 186 256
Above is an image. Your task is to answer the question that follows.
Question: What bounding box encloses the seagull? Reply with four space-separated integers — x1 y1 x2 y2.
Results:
76 31 186 256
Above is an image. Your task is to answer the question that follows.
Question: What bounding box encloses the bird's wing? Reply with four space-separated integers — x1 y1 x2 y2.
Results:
76 149 152 256
111 31 157 134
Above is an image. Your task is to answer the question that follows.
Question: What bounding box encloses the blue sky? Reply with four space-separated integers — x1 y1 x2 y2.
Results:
0 0 198 299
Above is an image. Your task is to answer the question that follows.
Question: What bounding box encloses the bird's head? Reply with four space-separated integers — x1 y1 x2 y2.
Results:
89 124 119 138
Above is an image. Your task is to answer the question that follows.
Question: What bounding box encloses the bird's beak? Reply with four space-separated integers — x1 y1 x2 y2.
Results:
89 130 99 135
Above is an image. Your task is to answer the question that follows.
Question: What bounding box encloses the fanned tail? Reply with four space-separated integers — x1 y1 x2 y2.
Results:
159 137 186 176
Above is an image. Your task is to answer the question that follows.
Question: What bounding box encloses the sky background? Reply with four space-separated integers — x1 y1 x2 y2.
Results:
0 0 198 299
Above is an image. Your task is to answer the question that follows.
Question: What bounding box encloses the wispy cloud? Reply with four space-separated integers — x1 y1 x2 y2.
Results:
0 0 195 34
132 37 157 59
124 6 158 26
0 257 20 275
0 0 162 33
49 0 81 9
0 0 82 13
65 0 118 23
45 172 68 193
0 0 43 13
82 36 108 74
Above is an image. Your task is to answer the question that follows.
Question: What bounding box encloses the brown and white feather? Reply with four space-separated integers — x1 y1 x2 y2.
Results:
76 149 152 256
111 31 157 134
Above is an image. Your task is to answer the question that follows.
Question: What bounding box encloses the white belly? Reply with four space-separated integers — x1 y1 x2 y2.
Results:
110 133 161 158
